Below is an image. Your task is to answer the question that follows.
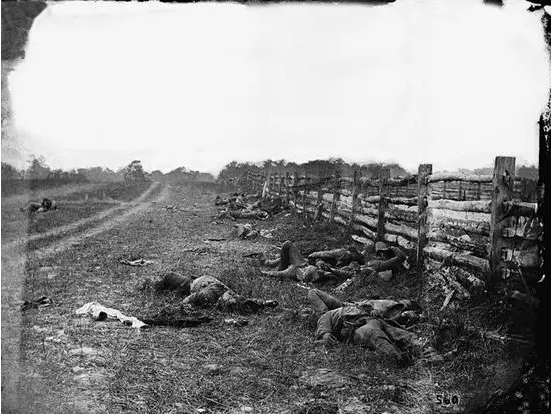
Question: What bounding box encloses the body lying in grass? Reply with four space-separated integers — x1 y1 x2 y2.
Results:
307 288 421 327
216 192 284 220
308 288 440 366
21 197 58 214
259 240 407 283
160 272 278 313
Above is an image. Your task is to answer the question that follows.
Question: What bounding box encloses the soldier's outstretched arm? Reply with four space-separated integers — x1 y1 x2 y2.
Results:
372 247 407 272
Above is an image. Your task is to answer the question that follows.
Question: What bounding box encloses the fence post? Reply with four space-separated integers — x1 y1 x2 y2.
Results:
348 170 359 231
262 173 268 201
416 164 433 267
303 173 309 221
329 174 341 224
284 172 290 207
316 176 325 222
293 171 299 216
376 168 390 241
489 156 516 287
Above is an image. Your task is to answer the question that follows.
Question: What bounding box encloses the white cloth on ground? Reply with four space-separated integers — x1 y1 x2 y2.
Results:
75 302 146 328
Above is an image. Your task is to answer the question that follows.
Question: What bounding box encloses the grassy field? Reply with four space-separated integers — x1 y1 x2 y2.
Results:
1 181 153 244
2 182 539 413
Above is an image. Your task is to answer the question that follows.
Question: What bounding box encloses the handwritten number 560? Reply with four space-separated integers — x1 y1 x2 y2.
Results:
436 394 459 405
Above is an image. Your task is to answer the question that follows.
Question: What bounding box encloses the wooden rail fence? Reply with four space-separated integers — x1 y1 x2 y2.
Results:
239 156 543 291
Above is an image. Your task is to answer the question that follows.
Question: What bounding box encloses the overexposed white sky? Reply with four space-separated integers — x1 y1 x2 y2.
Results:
4 0 550 175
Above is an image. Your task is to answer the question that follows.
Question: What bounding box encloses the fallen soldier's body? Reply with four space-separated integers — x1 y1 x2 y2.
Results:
259 241 336 283
21 197 58 214
321 241 408 281
313 297 441 366
363 241 407 281
307 288 421 327
182 275 278 313
220 208 269 220
259 240 406 283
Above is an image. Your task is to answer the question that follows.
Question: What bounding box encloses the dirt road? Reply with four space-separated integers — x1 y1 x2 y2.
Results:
1 181 166 412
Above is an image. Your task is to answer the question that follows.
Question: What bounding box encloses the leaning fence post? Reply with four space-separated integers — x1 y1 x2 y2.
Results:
416 164 433 267
376 168 390 241
348 170 359 231
489 156 516 287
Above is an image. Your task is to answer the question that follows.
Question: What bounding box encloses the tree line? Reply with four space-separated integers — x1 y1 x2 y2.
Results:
216 158 539 183
1 157 216 196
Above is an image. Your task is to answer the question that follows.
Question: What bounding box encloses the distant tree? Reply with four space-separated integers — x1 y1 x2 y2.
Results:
1 162 21 180
47 169 63 181
122 160 147 183
517 164 539 180
26 156 50 180
473 167 494 175
387 163 409 178
149 170 164 181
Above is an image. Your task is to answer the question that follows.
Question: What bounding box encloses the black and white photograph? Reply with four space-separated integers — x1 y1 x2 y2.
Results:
1 0 550 412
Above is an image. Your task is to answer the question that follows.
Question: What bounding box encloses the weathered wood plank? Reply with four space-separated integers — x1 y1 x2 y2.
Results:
428 199 491 213
428 230 488 258
429 215 490 236
354 213 379 230
386 196 418 206
424 246 490 274
385 221 418 240
501 201 538 218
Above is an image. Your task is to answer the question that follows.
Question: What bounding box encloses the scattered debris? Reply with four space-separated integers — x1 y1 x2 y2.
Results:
141 305 212 328
119 258 154 267
224 318 249 327
242 252 262 258
69 347 100 357
440 290 455 311
260 228 277 239
75 302 147 328
231 223 258 239
204 364 223 375
21 296 51 311
72 366 85 375
333 279 353 293
300 368 359 389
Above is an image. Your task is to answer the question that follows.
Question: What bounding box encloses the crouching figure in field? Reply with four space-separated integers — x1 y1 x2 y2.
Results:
161 272 278 313
309 288 441 366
